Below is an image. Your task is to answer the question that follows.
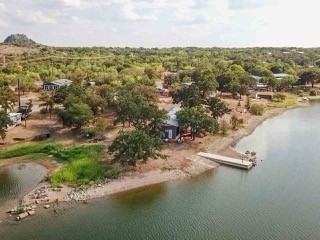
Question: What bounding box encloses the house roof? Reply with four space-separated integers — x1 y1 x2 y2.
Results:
165 106 181 127
251 75 262 80
45 79 72 86
180 82 193 87
8 113 22 117
251 73 289 80
257 92 274 96
273 73 289 79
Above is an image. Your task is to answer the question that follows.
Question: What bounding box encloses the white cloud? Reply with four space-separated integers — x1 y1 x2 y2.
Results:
71 16 90 24
0 2 5 12
16 10 58 24
0 18 8 27
60 0 83 8
1 0 320 47
119 0 157 21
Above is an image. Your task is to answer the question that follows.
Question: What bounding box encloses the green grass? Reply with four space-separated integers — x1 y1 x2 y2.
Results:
50 157 104 186
50 145 104 162
49 145 107 186
267 94 297 109
0 142 114 186
0 142 59 159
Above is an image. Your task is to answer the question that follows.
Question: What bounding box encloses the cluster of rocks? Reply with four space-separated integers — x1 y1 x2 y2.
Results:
7 205 36 221
66 183 103 202
7 202 53 221
33 185 62 200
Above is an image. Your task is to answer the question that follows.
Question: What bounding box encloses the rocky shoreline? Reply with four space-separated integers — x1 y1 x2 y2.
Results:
1 99 311 223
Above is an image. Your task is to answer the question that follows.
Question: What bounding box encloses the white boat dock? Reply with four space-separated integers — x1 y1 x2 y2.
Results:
197 152 253 169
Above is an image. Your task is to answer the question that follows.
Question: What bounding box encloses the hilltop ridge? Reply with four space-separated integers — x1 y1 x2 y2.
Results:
4 34 37 46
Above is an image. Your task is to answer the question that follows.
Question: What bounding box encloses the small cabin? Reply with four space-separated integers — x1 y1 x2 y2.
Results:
43 79 72 90
162 107 181 141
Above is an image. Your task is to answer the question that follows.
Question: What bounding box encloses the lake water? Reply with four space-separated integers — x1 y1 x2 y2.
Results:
1 102 320 240
0 163 47 208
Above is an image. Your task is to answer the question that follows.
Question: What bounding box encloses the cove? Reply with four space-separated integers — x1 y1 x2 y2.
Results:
1 103 320 240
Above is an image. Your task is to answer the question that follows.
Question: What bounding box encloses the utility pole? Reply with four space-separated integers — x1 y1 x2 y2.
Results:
17 78 21 110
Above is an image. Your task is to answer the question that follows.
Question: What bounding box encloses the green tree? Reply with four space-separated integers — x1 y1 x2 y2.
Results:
163 74 180 88
113 91 144 127
131 102 167 137
264 76 278 92
108 130 164 166
38 91 54 116
85 88 107 115
0 83 16 112
206 97 229 119
192 67 218 98
95 117 107 137
172 84 204 107
59 103 94 129
176 106 219 140
96 84 115 107
299 70 319 88
0 111 11 140
25 99 33 112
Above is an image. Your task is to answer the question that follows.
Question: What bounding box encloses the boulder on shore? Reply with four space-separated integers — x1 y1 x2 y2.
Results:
27 210 35 216
17 212 29 221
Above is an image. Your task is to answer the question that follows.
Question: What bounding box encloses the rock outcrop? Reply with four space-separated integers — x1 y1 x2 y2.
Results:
4 34 37 45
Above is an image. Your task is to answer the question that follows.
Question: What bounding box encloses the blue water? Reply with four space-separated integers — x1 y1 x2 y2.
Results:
1 103 320 240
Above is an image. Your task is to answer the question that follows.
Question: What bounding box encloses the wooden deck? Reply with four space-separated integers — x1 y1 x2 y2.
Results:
197 152 253 169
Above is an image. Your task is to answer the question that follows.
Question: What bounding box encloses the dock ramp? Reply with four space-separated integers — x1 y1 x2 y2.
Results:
197 152 253 169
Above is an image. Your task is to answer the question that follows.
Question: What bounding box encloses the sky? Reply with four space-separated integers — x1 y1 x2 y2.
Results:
0 0 319 47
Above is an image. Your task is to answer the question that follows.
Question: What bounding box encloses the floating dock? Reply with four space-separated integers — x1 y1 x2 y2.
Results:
197 152 253 169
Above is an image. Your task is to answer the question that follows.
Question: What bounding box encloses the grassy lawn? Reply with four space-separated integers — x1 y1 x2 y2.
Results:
267 94 297 109
0 142 117 186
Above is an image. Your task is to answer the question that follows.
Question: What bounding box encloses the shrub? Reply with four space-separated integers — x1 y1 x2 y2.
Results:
273 93 286 102
298 90 305 97
310 88 318 96
250 104 265 116
40 108 47 114
104 169 120 179
85 128 96 138
230 114 240 130
220 119 228 135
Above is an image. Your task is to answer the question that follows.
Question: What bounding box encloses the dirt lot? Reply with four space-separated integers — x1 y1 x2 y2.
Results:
2 88 276 174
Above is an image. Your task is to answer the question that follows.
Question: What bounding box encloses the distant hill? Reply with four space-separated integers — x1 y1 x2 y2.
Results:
4 34 37 46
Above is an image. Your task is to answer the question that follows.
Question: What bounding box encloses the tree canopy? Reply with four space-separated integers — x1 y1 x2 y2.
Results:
108 130 164 166
176 106 219 140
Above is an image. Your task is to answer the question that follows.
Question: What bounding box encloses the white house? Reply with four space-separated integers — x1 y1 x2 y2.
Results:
43 79 72 90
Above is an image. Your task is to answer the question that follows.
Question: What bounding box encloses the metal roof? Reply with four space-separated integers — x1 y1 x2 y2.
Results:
165 106 181 127
273 73 289 78
47 79 72 86
251 75 262 80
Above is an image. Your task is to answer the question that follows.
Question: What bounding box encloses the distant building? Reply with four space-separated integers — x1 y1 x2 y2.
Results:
163 107 181 141
273 73 289 79
43 79 72 90
250 90 274 100
252 73 290 91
